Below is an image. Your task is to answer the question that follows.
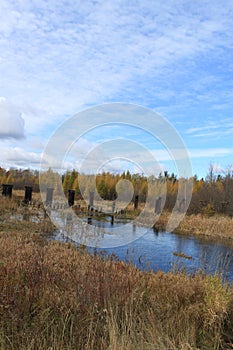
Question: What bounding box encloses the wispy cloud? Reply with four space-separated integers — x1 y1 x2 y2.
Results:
185 119 233 138
1 0 233 115
0 0 233 176
151 147 233 162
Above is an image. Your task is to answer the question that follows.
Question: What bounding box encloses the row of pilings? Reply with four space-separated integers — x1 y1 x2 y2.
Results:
1 185 142 210
1 184 176 214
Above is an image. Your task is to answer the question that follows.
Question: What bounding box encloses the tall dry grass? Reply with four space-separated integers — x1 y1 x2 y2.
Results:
0 195 55 235
151 211 233 240
0 230 233 350
174 214 233 240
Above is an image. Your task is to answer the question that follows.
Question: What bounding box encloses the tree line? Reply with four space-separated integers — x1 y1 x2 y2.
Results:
1 166 233 216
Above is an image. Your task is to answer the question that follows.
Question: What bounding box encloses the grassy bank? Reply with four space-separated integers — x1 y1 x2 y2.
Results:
152 211 233 240
1 228 233 349
174 214 233 240
95 200 233 241
1 193 233 240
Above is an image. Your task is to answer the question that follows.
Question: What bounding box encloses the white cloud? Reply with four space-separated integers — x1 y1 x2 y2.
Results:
0 0 233 118
0 97 25 139
1 146 41 168
0 0 233 176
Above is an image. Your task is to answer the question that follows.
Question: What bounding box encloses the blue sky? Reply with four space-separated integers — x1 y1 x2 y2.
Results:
0 0 233 179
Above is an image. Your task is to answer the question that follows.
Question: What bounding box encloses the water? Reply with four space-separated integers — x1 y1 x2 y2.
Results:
53 215 233 283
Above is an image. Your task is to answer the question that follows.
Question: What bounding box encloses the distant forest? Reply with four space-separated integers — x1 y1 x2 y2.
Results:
0 166 233 216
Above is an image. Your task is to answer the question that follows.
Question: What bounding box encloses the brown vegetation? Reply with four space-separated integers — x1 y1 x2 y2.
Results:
0 228 233 350
0 180 233 349
152 211 233 241
174 214 233 240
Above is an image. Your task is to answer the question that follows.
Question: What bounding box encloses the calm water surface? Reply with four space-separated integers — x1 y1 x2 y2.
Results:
53 215 233 283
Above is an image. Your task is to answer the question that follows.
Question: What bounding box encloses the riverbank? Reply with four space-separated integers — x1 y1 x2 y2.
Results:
1 193 233 241
153 211 233 241
0 228 233 350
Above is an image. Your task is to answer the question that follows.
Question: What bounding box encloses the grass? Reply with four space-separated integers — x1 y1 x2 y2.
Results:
174 214 233 240
151 211 233 241
1 195 233 349
0 227 233 350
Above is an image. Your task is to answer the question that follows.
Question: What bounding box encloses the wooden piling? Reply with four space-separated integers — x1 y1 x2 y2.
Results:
45 188 54 206
89 191 94 207
2 184 13 198
24 186 32 204
134 194 139 209
68 189 75 206
155 196 162 214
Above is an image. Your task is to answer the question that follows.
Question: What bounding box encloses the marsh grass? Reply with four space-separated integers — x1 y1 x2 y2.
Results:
0 197 18 216
150 211 233 240
174 214 233 240
0 195 55 236
1 196 233 348
0 229 233 350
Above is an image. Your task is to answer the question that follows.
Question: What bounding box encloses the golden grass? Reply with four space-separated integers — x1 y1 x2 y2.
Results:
12 189 42 201
174 214 233 240
150 211 233 240
1 194 233 348
0 228 233 350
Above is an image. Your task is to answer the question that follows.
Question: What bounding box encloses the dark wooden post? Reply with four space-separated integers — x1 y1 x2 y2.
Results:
2 184 7 196
89 191 94 207
46 187 54 205
134 194 139 210
68 189 75 206
24 186 32 204
179 198 186 212
112 193 116 212
2 184 13 198
155 196 162 214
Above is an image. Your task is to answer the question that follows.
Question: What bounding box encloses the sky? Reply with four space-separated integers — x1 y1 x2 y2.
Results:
0 0 233 179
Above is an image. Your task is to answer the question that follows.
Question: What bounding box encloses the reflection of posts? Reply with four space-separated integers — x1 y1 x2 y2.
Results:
46 188 54 206
134 194 139 209
89 191 94 208
2 184 13 198
68 189 75 206
155 196 162 214
133 223 136 233
24 186 32 204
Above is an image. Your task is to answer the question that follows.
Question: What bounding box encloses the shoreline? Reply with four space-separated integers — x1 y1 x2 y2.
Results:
1 195 233 243
155 211 233 241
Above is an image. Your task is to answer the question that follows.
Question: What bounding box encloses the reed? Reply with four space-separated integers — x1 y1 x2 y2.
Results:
0 229 233 349
174 213 233 240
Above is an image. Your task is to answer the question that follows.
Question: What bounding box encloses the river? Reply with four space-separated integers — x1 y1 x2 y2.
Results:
51 214 233 283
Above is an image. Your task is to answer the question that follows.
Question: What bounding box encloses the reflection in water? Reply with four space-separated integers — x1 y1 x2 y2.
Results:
54 213 233 283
